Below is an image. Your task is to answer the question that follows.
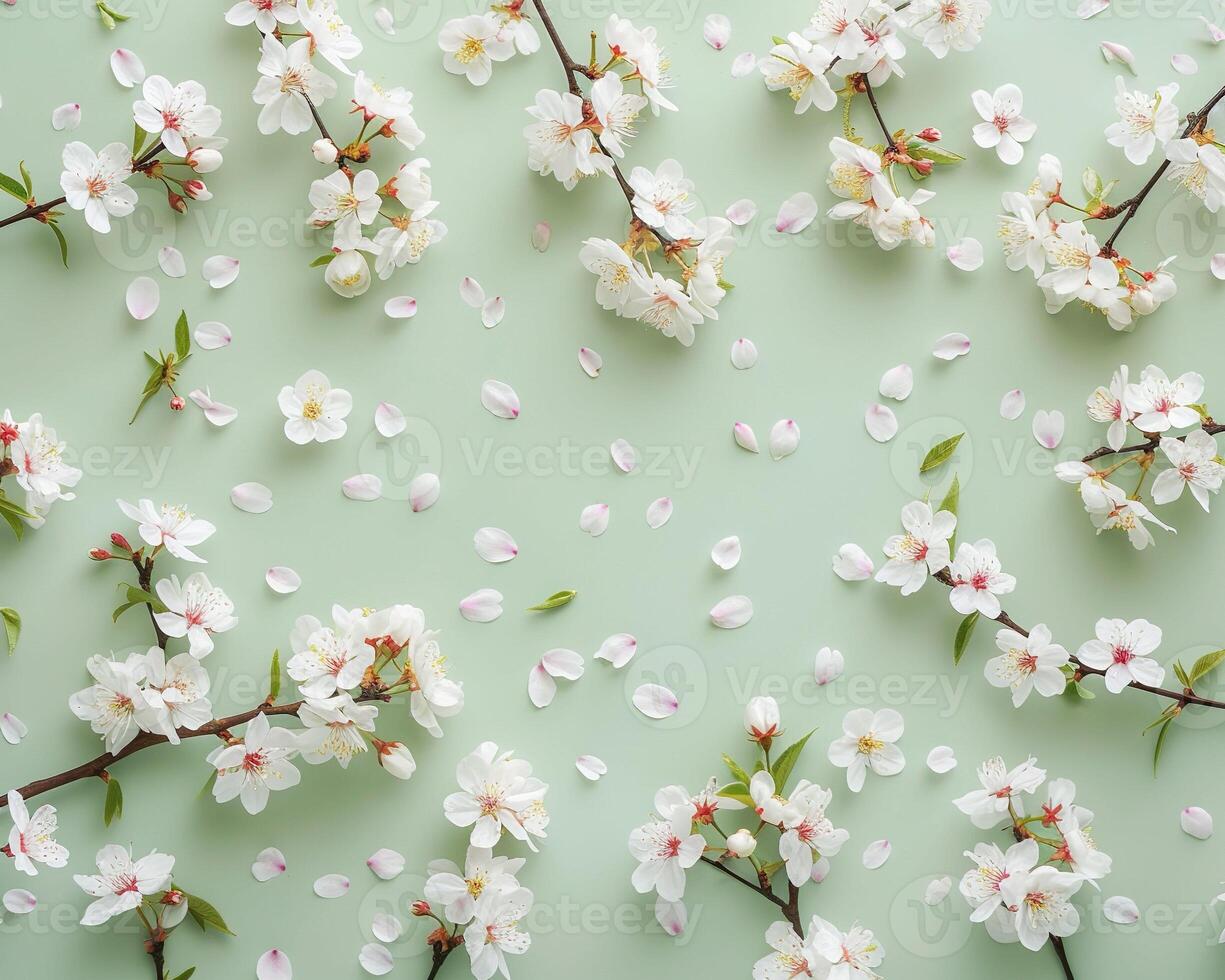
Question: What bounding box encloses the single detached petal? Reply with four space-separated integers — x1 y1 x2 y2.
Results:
157 245 185 278
578 347 603 378
999 388 1026 420
202 255 240 289
480 380 520 419
313 874 350 899
459 589 503 623
409 473 440 512
1103 896 1140 925
481 296 505 329
733 421 759 453
359 943 394 976
372 6 395 34
610 438 638 473
1212 254 1225 280
1181 806 1214 840
125 276 159 320
576 754 608 780
367 849 405 880
769 419 800 459
865 404 898 443
474 527 518 563
459 276 485 308
531 221 551 252
924 876 953 906
579 502 610 537
946 237 984 271
110 48 146 88
703 12 731 48
187 388 237 427
710 594 753 628
527 664 557 708
832 543 873 581
384 296 418 319
541 649 584 681
256 950 291 980
862 839 892 870
731 52 758 77
711 535 741 570
1078 0 1109 19
926 745 957 773
730 337 758 369
775 192 818 234
1032 409 1065 450
231 482 273 514
1100 41 1137 73
194 321 231 350
879 364 913 400
1171 53 1198 74
374 402 406 437
342 474 383 501
2 889 36 914
1202 16 1225 42
632 683 678 719
51 102 81 131
251 847 287 882
646 497 673 528
371 914 402 944
595 633 637 668
266 566 301 595
932 332 971 360
725 198 757 225
1 711 28 744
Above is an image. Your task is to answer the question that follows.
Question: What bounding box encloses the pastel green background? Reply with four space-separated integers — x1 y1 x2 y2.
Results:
3 1 1225 977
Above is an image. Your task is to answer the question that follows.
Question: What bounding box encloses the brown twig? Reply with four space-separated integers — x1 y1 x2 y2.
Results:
1080 420 1225 464
132 553 169 650
860 76 896 146
698 856 804 934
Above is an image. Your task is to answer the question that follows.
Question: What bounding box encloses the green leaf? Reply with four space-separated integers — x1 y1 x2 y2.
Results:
769 729 815 793
1152 717 1173 776
0 504 23 540
113 585 161 622
909 145 965 166
0 493 37 522
722 753 751 786
48 221 69 268
103 777 124 826
0 171 27 202
183 892 235 936
938 475 959 517
18 161 33 196
308 253 336 268
174 310 190 361
1172 659 1192 689
133 120 147 157
953 611 980 665
268 649 281 702
771 34 787 44
715 780 753 807
1189 649 1225 686
920 433 964 473
169 970 196 980
1 608 20 656
131 362 167 424
1082 166 1103 197
526 590 577 611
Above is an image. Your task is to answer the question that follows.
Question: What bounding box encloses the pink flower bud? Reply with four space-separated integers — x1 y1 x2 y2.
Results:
411 901 432 917
187 148 223 173
183 179 212 202
169 396 185 411
110 532 132 552
375 739 416 780
89 548 113 561
916 128 942 142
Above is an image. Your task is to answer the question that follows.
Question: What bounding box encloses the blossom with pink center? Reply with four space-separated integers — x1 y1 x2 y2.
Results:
207 712 302 815
132 76 221 158
971 84 1036 165
958 838 1038 922
655 776 747 826
954 755 1046 828
779 781 849 885
947 538 1016 618
73 844 174 926
1087 366 1133 451
68 654 162 754
117 498 216 564
286 607 373 699
627 811 704 901
153 573 236 658
752 919 824 980
1076 617 1165 693
810 914 887 977
1153 430 1223 510
874 500 956 595
58 142 138 234
986 624 1070 706
463 886 534 980
8 412 82 520
902 0 990 58
6 791 68 877
1124 364 1205 433
443 742 550 851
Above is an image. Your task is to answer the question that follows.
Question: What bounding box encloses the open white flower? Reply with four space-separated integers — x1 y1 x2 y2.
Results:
404 627 464 737
298 693 378 768
74 845 174 926
117 498 215 563
1125 365 1205 432
579 238 650 315
810 915 886 978
591 72 647 157
1038 221 1118 296
225 0 298 32
875 500 956 595
353 73 424 149
1076 617 1164 693
463 886 534 980
624 273 704 347
628 812 704 901
779 782 849 885
278 369 353 444
807 0 874 60
628 158 697 239
959 838 1038 922
1105 78 1180 165
971 84 1035 165
207 712 302 815
6 791 68 877
439 13 514 86
68 654 160 754
1164 137 1225 212
999 865 1084 951
1153 430 1223 510
656 777 747 826
1087 366 1133 451
309 169 381 251
8 413 82 516
986 625 1069 706
1090 491 1174 549
323 248 373 297
947 538 1016 618
133 76 221 158
59 142 137 234
605 14 676 114
444 742 549 851
523 89 609 188
759 32 837 114
752 920 824 980
827 137 890 208
902 0 989 57
425 846 524 925
286 609 372 698
297 0 362 75
252 35 337 136
140 647 213 739
997 191 1049 278
827 708 905 792
153 573 236 658
953 755 1046 829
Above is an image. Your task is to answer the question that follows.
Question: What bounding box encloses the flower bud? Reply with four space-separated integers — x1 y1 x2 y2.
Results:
89 548 113 561
183 179 212 202
187 148 223 173
411 901 432 917
916 127 942 142
375 739 417 780
912 159 933 176
743 695 781 748
726 829 757 858
312 138 339 164
167 190 187 214
110 532 132 552
161 889 185 906
170 396 185 411
0 421 17 446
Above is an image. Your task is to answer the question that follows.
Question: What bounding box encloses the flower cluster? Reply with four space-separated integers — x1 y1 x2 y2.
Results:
0 409 81 536
954 756 1111 954
1055 365 1220 549
228 0 445 297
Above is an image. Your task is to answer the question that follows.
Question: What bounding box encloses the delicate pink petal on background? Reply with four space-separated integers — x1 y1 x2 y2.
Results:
809 858 830 884
832 543 873 581
480 380 520 419
710 594 753 628
531 221 551 252
578 346 603 378
202 255 240 288
731 52 758 77
576 754 608 780
1077 0 1109 18
266 566 301 595
775 192 818 234
879 364 913 400
926 745 957 773
1212 254 1225 280
813 646 845 685
1181 806 1213 839
367 849 405 880
1 711 28 744
110 48 146 88
251 847 287 882
1201 16 1225 42
474 527 518 562
725 198 757 225
3 889 36 914
646 496 673 529
711 535 741 570
459 589 503 623
579 502 610 536
187 388 238 427
371 914 402 944
481 295 505 329
342 474 383 501
1100 41 1136 73
730 337 758 369
1032 409 1065 449
632 683 678 719
359 944 395 976
610 438 638 473
945 237 983 271
374 402 406 437
542 648 584 680
733 421 759 453
384 296 417 319
125 276 159 320
703 13 731 49
999 388 1026 420
231 482 273 514
51 102 81 131
1103 896 1140 924
1171 53 1198 74
862 839 892 870
865 404 898 443
932 332 971 360
194 321 232 349
595 633 637 668
528 663 558 708
768 419 800 459
409 473 440 512
313 874 349 898
157 245 185 278
459 276 485 307
256 949 292 980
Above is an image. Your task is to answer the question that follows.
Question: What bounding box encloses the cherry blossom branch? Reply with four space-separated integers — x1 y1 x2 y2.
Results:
1004 821 1076 980
859 76 895 146
698 856 804 934
1079 420 1225 464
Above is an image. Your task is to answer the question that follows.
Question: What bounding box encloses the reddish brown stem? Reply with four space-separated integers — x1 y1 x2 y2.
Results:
1080 420 1224 464
699 856 804 934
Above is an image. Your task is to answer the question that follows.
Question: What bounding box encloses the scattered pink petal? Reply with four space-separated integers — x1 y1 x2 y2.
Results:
610 438 638 473
342 474 382 501
459 276 485 307
1077 0 1109 18
926 745 957 773
110 48 146 88
313 874 349 898
384 296 417 319
655 898 687 935
1200 15 1225 42
710 594 753 628
1171 53 1198 75
832 544 873 581
703 13 731 49
769 419 800 459
51 102 81 131
367 849 405 880
730 337 758 369
1031 409 1065 449
945 237 983 271
481 295 505 329
711 535 741 570
474 527 518 563
125 276 159 320
408 473 440 512
1000 388 1026 420
1103 896 1140 925
371 914 402 944
201 255 239 289
194 321 231 349
542 648 584 679
862 839 892 870
1181 806 1213 839
480 380 520 419
3 889 36 914
374 402 406 437
1212 254 1225 280
878 364 913 401
576 754 607 780
256 949 292 980
531 221 551 252
528 663 557 707
731 52 757 77
265 566 301 595
865 404 898 443
157 245 185 278
251 847 287 882
775 192 818 234
578 347 603 378
932 332 971 360
1100 41 1136 73
231 482 273 514
187 388 238 427
1 711 28 745
459 589 503 623
733 421 759 453
814 647 845 685
579 502 610 536
359 944 394 976
632 683 678 719
646 496 673 528
725 199 757 225
595 633 637 668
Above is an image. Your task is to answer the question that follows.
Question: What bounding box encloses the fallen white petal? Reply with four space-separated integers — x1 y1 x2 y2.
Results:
595 633 637 668
725 198 757 225
367 849 405 880
459 589 503 623
125 276 159 320
769 419 800 459
1 711 28 745
1201 15 1225 42
945 237 984 271
542 647 585 679
731 52 757 77
932 332 971 360
1212 254 1225 280
879 363 913 400
730 337 758 369
578 347 603 378
481 295 505 329
459 275 485 308
528 663 557 708
251 847 287 882
480 380 520 419
51 102 81 131
384 296 417 319
313 874 349 898
710 594 753 628
579 502 610 537
814 646 845 685
632 683 678 719
408 473 440 512
202 255 240 289
157 245 185 278
610 438 638 473
832 543 873 581
733 421 759 453
703 12 731 49
1032 409 1065 450
999 388 1026 420
474 527 518 562
775 192 818 234
256 949 292 980
372 5 395 35
1100 41 1137 73
865 404 898 443
374 402 406 437
187 388 237 427
1103 895 1140 925
646 496 673 528
194 321 231 350
1172 53 1198 75
926 745 957 774
1181 806 1214 840
862 839 892 870
655 897 687 935
576 754 608 780
924 876 953 906
711 535 741 570
531 220 551 252
3 889 36 914
371 913 402 944
266 566 301 595
342 474 383 501
231 482 273 514
109 48 146 88
1078 0 1108 17
359 943 394 976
